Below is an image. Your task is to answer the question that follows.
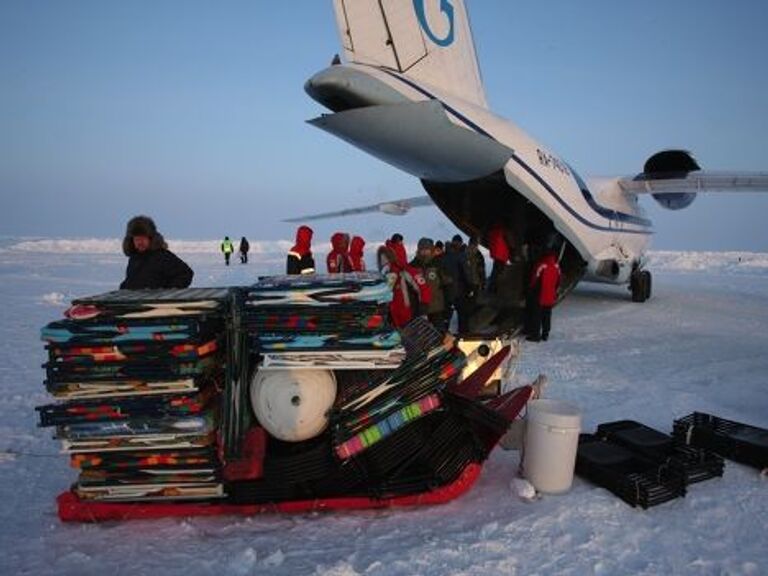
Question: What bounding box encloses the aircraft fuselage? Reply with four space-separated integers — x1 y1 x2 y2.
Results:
306 63 652 289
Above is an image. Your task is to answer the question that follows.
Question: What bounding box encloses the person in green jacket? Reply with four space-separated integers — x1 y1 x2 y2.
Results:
410 237 453 333
221 236 234 266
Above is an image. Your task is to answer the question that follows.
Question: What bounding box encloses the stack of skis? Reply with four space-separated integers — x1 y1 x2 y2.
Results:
244 273 402 357
228 317 534 504
36 289 229 503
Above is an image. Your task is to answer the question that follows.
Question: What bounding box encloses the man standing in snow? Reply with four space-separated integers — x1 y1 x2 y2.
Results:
410 238 452 332
527 251 561 342
120 215 193 290
466 236 486 292
239 236 250 264
441 234 474 333
286 225 316 275
221 236 234 266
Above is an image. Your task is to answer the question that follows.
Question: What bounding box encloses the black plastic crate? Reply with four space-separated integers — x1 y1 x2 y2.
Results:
673 412 768 471
576 434 687 509
596 420 725 485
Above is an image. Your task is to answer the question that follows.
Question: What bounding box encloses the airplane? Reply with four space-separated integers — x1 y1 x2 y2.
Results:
294 0 768 319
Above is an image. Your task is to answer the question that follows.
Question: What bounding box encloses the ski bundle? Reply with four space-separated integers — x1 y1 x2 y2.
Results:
247 273 392 306
244 273 401 352
37 289 229 503
332 342 465 459
227 318 533 506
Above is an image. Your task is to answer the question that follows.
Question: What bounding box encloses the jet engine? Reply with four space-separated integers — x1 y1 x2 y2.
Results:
642 149 700 210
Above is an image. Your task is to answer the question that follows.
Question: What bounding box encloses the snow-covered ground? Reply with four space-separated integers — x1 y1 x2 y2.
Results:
0 240 766 576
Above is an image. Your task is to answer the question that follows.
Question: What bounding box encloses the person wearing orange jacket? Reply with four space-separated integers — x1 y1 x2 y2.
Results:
327 232 353 274
527 251 561 342
349 236 366 272
286 225 316 275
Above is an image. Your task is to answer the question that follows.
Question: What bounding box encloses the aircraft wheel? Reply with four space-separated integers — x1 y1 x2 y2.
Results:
630 272 646 303
641 270 652 300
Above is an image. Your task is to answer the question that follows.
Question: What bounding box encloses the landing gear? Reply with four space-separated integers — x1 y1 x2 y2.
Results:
630 270 652 302
641 270 652 301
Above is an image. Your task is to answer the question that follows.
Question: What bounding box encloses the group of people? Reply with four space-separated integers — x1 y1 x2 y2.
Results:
380 234 486 334
284 224 562 342
285 226 366 275
484 223 562 342
220 236 250 265
116 215 560 343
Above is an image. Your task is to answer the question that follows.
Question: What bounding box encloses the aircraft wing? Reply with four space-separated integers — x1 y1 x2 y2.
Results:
283 195 434 223
618 171 768 194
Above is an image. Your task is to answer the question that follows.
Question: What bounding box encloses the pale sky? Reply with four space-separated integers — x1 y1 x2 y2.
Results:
1 1 767 250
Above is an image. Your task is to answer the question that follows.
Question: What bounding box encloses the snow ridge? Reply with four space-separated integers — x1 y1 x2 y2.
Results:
6 239 768 275
648 250 768 275
5 238 293 255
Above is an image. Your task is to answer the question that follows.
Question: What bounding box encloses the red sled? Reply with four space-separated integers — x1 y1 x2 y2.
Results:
57 381 534 522
57 462 483 522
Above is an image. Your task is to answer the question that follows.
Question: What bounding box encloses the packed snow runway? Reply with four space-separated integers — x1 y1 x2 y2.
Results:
0 240 766 576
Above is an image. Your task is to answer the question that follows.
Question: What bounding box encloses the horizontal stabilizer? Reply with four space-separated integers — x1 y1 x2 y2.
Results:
284 195 433 223
309 100 512 182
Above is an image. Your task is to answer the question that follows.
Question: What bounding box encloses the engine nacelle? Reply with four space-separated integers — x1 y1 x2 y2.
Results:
652 191 696 210
643 149 700 210
379 202 410 216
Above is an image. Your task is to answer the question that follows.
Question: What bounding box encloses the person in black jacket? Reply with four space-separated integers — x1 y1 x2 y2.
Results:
239 236 250 264
441 234 474 333
119 215 193 290
286 225 316 275
466 235 486 292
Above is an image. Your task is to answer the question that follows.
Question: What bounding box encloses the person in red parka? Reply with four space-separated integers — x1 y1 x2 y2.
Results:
349 236 366 272
487 224 513 293
327 232 353 274
389 233 408 268
379 240 431 328
286 225 316 275
527 252 561 341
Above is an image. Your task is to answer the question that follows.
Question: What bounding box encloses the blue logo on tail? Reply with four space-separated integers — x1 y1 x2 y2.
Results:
413 0 455 47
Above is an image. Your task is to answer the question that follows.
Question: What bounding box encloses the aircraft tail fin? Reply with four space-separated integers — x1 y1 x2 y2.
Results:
333 0 487 108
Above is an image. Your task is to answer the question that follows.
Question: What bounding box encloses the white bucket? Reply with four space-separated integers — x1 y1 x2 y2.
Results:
523 399 581 494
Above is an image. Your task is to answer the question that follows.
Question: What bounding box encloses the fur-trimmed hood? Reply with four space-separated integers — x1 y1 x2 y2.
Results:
290 225 314 257
122 215 168 256
350 236 365 258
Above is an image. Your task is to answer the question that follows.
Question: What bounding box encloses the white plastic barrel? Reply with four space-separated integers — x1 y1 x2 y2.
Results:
250 369 336 442
522 399 581 494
